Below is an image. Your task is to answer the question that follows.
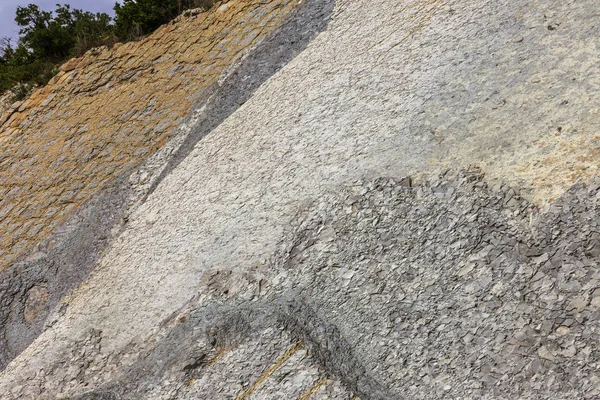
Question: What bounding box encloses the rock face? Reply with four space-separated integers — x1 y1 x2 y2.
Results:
0 0 333 371
0 0 599 399
30 172 600 400
0 0 300 270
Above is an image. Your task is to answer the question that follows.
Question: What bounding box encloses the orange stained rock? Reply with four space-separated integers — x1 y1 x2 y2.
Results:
0 0 299 270
235 341 305 400
297 376 329 400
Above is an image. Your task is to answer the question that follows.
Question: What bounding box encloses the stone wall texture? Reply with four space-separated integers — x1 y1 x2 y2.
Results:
0 0 298 270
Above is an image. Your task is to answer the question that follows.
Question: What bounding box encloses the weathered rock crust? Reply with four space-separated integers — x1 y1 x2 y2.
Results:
0 0 599 398
0 0 335 370
10 171 600 399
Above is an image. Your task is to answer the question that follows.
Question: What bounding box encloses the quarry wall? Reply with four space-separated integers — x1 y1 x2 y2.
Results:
0 0 298 271
0 0 599 398
0 0 333 372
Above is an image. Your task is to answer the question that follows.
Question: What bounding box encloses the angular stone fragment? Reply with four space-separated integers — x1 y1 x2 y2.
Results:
23 285 48 323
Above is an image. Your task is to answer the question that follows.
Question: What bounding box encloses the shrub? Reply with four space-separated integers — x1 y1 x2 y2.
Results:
0 1 218 97
114 0 218 40
11 82 34 102
0 4 114 93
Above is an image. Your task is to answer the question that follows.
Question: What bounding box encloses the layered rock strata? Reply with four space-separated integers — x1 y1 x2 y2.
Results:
0 0 334 370
0 0 599 398
0 0 300 271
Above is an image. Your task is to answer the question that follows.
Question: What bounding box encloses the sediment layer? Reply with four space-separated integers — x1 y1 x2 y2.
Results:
0 0 598 398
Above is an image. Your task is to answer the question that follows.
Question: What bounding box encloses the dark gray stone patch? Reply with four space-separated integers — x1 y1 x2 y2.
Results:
65 298 390 399
70 392 121 400
268 170 600 399
0 174 131 370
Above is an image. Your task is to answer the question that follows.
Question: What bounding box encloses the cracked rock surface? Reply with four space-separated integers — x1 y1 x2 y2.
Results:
1 0 599 398
0 0 334 370
6 171 600 399
269 171 600 398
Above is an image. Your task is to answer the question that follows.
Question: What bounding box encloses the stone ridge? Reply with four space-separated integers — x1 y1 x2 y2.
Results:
0 0 298 270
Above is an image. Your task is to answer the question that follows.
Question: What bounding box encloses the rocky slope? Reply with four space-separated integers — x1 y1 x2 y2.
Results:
1 0 599 398
0 0 331 372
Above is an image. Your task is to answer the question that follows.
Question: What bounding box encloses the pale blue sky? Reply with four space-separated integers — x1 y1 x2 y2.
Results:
0 0 118 42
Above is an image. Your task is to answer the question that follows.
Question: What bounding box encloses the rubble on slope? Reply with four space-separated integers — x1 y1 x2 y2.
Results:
16 170 598 399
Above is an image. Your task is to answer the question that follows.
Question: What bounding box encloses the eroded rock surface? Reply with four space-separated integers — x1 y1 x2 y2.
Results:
0 0 300 271
1 0 599 398
0 0 334 370
5 171 600 399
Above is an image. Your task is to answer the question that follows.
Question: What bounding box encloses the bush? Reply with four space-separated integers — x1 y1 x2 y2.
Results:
0 58 56 92
72 9 117 57
114 0 217 40
0 1 217 97
0 4 114 93
11 82 34 102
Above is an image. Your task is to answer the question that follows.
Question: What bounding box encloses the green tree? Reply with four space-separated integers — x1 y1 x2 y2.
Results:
71 9 115 56
0 4 115 93
0 38 15 66
114 0 179 40
16 4 74 62
15 4 113 62
113 0 216 40
0 1 216 97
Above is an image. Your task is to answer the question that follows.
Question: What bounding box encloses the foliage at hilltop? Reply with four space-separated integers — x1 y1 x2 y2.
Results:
0 4 113 94
0 0 217 100
114 0 218 40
